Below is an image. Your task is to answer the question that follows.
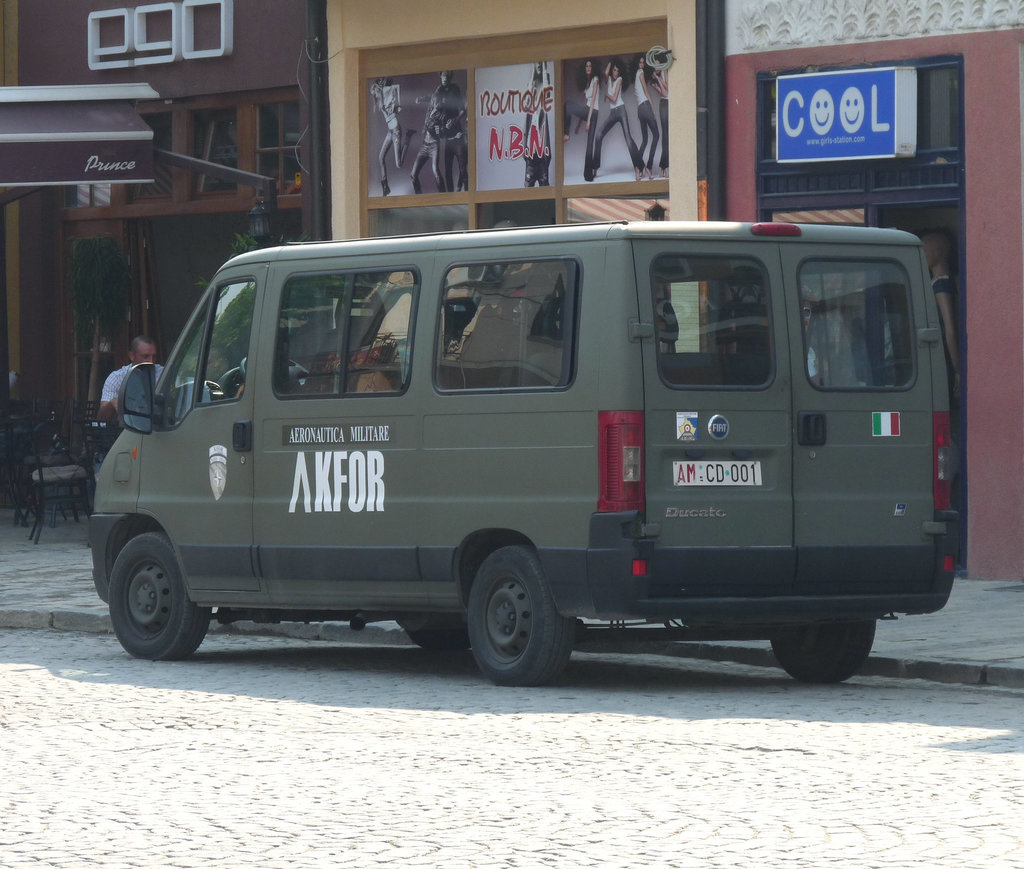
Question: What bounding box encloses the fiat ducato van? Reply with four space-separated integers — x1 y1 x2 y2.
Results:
89 221 958 686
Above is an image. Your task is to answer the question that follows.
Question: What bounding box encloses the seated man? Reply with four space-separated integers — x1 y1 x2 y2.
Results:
99 335 163 420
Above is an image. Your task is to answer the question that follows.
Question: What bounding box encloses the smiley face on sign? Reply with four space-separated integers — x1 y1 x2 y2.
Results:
809 89 835 135
840 86 866 133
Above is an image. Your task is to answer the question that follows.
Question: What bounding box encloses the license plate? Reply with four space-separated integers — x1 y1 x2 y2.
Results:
673 460 763 487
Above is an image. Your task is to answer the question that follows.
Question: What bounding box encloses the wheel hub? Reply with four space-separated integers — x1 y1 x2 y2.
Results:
126 564 169 630
485 579 531 661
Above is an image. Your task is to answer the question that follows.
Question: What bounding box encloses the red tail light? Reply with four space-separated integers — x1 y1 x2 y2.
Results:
751 222 802 236
933 412 952 511
598 410 644 513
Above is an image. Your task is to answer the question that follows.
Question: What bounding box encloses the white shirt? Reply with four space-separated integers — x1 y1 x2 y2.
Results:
635 70 649 106
101 363 163 403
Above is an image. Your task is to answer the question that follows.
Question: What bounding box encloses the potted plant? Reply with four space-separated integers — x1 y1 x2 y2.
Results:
70 236 131 402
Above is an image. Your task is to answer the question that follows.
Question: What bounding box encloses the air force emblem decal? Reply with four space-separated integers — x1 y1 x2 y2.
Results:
209 444 228 501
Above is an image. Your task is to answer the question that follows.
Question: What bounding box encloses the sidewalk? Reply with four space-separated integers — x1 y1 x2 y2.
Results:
2 507 1022 689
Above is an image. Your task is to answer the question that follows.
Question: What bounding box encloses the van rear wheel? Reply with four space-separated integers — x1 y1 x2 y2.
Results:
770 620 876 683
108 532 211 661
467 546 574 686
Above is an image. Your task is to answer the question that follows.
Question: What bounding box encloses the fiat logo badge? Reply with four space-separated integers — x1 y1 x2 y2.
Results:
708 415 729 440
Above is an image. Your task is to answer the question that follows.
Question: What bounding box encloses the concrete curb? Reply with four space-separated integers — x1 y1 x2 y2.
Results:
4 609 1023 689
643 641 1024 690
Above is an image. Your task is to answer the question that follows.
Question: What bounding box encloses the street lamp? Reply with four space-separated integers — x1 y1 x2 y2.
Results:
248 199 272 247
646 201 666 221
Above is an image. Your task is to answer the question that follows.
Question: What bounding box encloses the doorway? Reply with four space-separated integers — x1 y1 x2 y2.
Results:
880 204 965 565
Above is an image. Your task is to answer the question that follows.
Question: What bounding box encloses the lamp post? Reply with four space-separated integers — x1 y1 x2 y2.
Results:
248 199 272 247
646 201 666 221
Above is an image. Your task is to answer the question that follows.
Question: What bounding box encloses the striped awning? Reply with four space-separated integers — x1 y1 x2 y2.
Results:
567 197 669 224
772 208 865 226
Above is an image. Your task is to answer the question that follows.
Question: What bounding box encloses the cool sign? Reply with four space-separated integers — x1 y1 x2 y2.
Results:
776 67 917 163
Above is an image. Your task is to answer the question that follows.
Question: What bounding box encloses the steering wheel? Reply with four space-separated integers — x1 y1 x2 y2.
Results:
219 367 243 397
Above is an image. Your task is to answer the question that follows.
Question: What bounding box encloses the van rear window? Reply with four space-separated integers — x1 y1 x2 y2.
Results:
650 254 773 388
799 259 914 390
273 270 417 397
436 259 576 390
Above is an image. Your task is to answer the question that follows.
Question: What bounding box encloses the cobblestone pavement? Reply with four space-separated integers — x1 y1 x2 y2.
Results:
1 629 1023 868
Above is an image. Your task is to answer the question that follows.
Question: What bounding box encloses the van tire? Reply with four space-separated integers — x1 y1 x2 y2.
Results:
770 620 876 683
467 546 574 686
108 532 211 661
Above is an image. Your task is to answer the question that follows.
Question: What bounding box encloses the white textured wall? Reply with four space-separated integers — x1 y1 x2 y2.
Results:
727 0 1024 54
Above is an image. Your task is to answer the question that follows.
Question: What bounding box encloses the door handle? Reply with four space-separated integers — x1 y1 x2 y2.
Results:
233 420 253 452
798 411 827 446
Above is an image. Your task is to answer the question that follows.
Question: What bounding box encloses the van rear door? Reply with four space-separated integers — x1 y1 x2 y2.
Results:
780 240 937 593
633 238 795 596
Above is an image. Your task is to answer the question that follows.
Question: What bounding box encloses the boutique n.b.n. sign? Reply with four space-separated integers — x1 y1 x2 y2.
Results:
776 67 917 163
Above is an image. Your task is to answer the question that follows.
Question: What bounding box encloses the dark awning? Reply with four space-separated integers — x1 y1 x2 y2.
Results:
0 85 156 186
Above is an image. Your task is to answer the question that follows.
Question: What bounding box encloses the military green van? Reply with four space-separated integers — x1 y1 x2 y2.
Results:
89 221 958 686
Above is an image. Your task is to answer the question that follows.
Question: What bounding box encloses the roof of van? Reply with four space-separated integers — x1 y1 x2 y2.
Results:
225 220 922 267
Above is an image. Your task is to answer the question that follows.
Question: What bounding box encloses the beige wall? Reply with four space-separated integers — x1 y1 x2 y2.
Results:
327 0 697 238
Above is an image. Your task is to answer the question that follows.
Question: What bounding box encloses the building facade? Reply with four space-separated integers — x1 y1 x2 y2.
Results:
323 1 702 239
724 0 1024 579
3 0 319 404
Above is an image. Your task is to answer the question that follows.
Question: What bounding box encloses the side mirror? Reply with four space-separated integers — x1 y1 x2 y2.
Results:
120 363 156 434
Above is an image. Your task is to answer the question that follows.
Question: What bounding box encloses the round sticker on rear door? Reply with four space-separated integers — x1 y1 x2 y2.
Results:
707 415 729 440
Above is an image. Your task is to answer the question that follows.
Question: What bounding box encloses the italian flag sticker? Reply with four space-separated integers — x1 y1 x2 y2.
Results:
872 411 901 437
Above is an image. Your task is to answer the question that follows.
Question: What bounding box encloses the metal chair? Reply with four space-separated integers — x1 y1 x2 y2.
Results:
25 416 92 544
2 411 37 527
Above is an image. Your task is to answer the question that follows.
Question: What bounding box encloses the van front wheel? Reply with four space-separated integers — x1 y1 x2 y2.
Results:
108 532 211 661
770 620 876 683
467 546 574 686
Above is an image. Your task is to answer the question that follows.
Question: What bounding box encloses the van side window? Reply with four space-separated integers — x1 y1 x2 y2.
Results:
273 270 417 397
198 280 257 404
650 255 773 387
437 259 576 390
160 304 206 426
799 260 914 389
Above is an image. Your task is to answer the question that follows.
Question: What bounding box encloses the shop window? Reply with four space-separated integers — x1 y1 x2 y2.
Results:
65 184 112 208
370 205 469 237
362 27 670 235
258 102 302 195
478 201 555 228
274 270 417 397
194 107 238 193
917 66 959 151
799 259 914 390
650 254 773 388
436 258 576 391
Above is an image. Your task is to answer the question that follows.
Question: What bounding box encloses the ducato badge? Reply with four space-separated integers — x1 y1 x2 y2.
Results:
209 444 228 501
